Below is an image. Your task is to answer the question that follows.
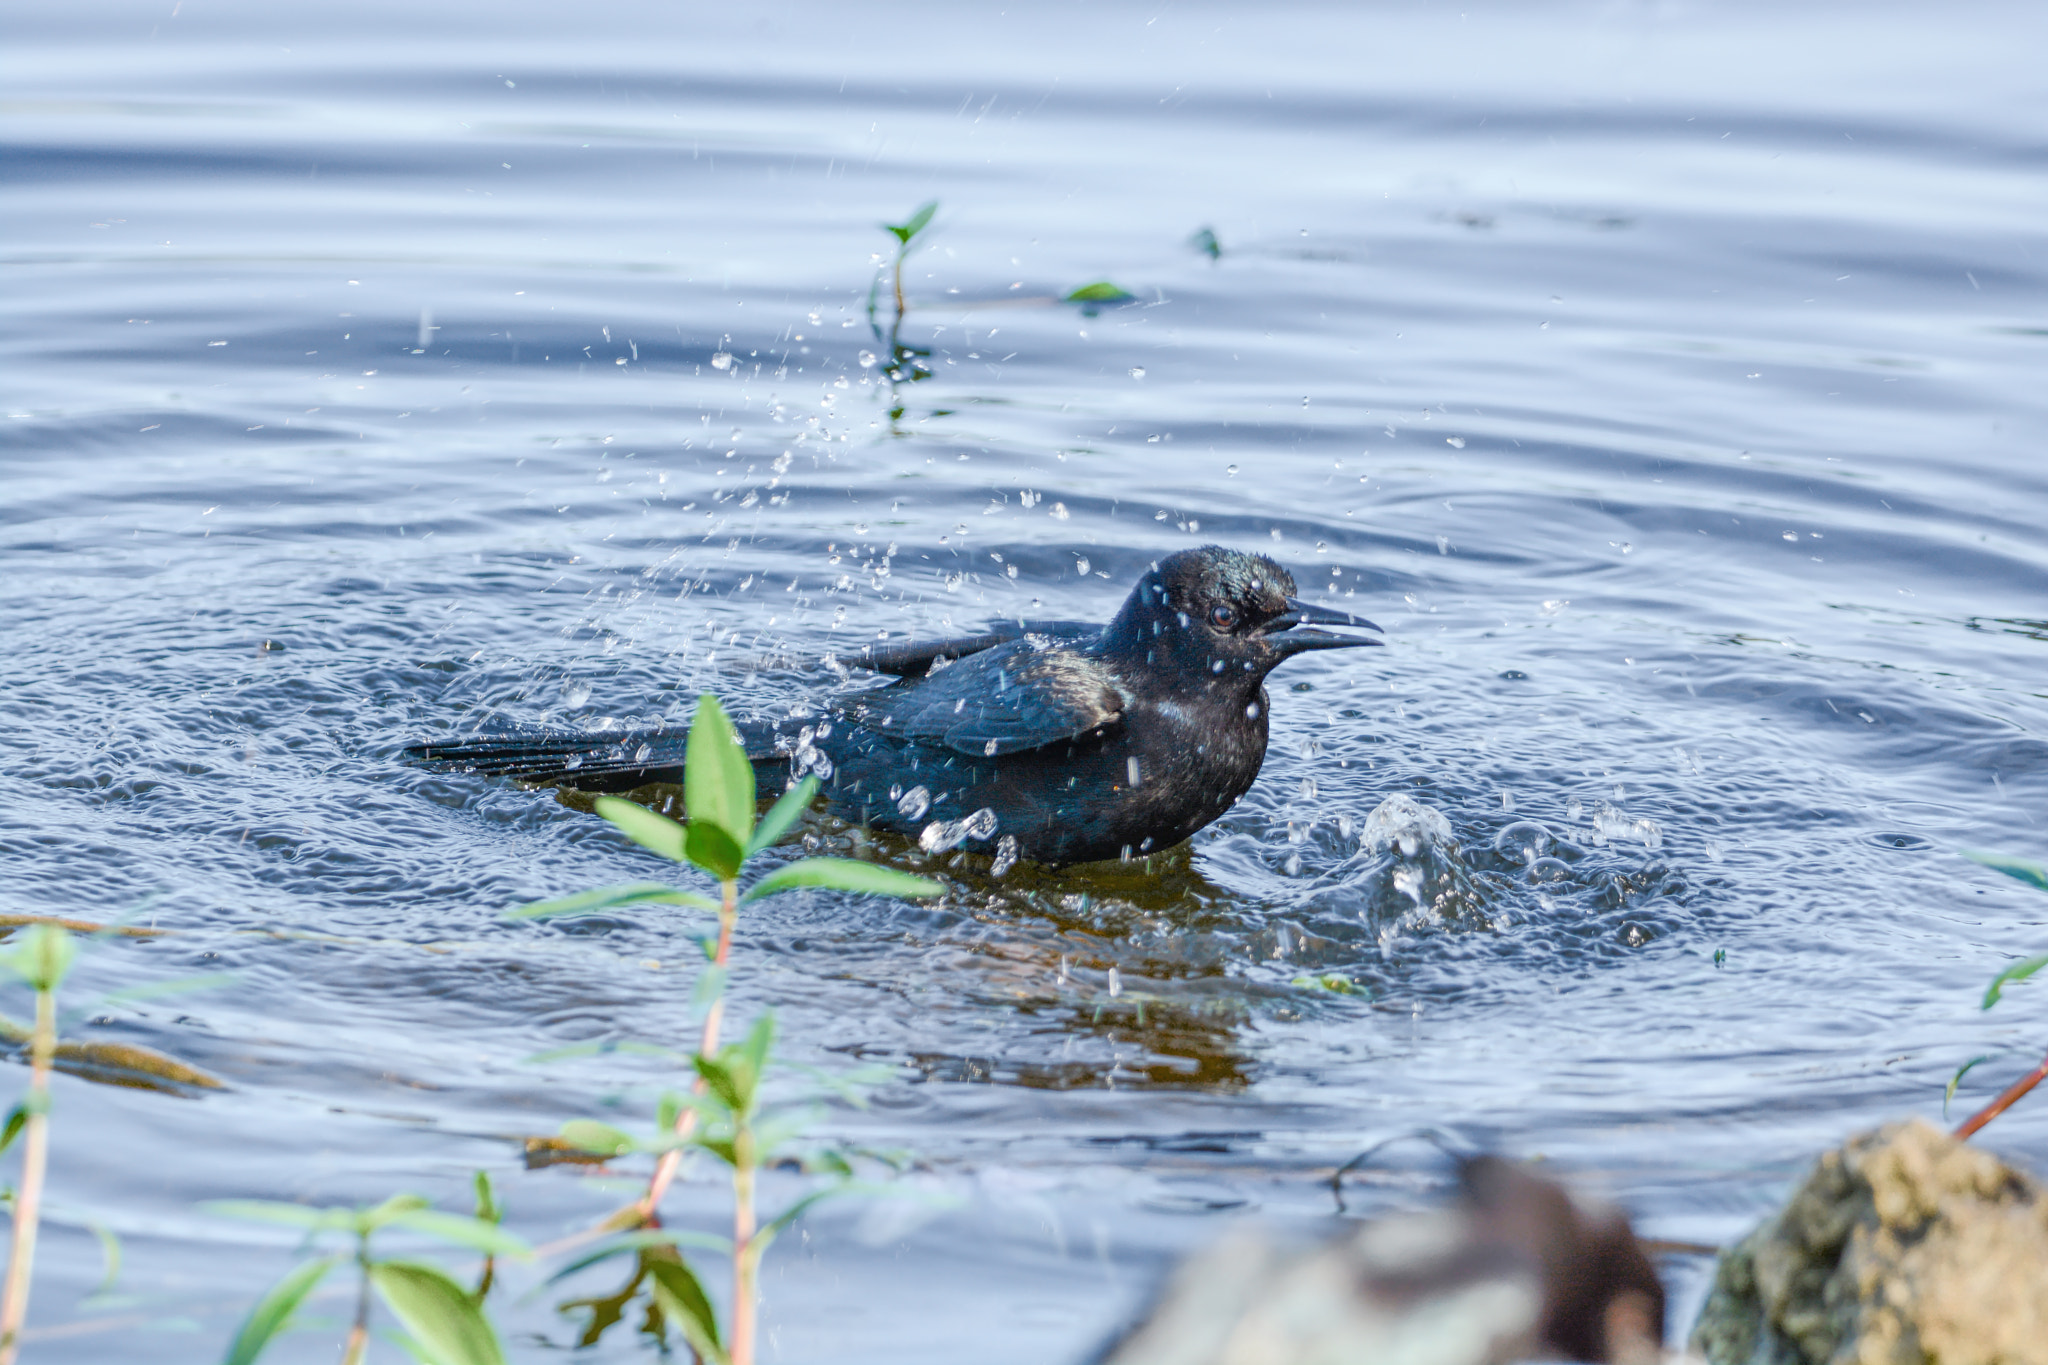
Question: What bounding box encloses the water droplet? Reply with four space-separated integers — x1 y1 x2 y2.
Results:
1493 820 1552 864
1074 556 1090 576
1107 966 1122 997
1051 503 1070 520
561 679 592 708
1298 776 1318 800
1226 464 1238 476
963 808 998 840
1446 437 1465 448
991 835 1019 877
897 786 931 819
1128 367 1146 379
711 352 734 370
857 349 877 368
1527 856 1570 884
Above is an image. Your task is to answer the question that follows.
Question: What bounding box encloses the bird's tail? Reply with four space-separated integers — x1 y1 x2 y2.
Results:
403 729 685 792
405 719 796 794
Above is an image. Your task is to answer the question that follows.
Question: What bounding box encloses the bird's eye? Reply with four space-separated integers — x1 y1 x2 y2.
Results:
1208 603 1238 630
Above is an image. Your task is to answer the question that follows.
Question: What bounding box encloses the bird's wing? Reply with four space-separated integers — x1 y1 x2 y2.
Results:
838 619 1100 677
845 637 1125 756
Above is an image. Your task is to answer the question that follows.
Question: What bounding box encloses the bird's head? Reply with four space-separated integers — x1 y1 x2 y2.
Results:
1103 546 1382 689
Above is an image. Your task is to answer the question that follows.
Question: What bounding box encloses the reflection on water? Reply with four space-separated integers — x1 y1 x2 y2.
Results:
4 0 2048 1358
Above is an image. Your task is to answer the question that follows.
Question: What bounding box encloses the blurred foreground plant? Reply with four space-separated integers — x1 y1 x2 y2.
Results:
0 927 70 1365
515 694 939 1365
211 1181 528 1365
1950 850 2048 1139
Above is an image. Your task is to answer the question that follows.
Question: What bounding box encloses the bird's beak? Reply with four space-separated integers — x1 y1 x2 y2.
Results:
1264 598 1386 655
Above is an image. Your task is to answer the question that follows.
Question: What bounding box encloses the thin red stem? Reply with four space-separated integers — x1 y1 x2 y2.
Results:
636 880 737 1219
1954 1047 2048 1141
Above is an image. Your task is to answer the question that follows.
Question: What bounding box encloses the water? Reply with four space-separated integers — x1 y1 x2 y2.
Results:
6 1 2048 1358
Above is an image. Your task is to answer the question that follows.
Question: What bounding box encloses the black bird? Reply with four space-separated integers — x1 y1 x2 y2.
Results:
407 546 1382 867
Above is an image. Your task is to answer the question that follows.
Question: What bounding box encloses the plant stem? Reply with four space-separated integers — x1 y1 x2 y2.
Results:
636 878 739 1220
1954 1046 2048 1140
730 1126 757 1365
341 1244 371 1365
0 986 54 1365
891 242 908 324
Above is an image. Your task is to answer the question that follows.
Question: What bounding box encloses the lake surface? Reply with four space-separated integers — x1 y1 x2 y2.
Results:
5 1 2047 1358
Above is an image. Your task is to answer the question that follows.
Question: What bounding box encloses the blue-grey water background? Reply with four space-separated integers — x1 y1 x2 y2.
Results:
5 0 2047 1358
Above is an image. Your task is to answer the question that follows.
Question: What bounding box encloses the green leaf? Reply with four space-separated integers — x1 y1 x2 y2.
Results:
86 1220 122 1299
883 200 938 246
691 964 728 1014
646 1258 727 1365
657 1091 683 1133
685 694 756 850
684 820 746 882
692 1135 739 1167
1983 954 2048 1009
741 858 942 904
693 1055 745 1113
735 1012 775 1104
508 882 716 920
370 1260 508 1365
7 924 76 991
97 971 238 1008
221 1255 341 1365
746 776 820 858
748 1187 848 1263
558 1120 638 1158
1963 850 2048 892
471 1171 499 1227
1946 1055 1993 1118
204 1200 360 1234
546 1229 733 1284
1062 280 1135 304
358 1194 434 1232
0 1104 25 1157
383 1209 532 1258
593 798 688 862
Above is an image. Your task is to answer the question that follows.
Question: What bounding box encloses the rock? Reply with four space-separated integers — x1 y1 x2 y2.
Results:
1094 1156 1664 1365
1690 1118 2048 1365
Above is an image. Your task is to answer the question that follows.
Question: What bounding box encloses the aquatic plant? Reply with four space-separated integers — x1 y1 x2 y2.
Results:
515 694 940 1365
0 927 69 1365
0 922 224 1364
1950 851 2048 1139
211 1184 527 1365
866 201 938 422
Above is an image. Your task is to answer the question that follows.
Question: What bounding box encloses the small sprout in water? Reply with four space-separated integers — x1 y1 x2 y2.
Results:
883 200 938 246
1189 226 1222 260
